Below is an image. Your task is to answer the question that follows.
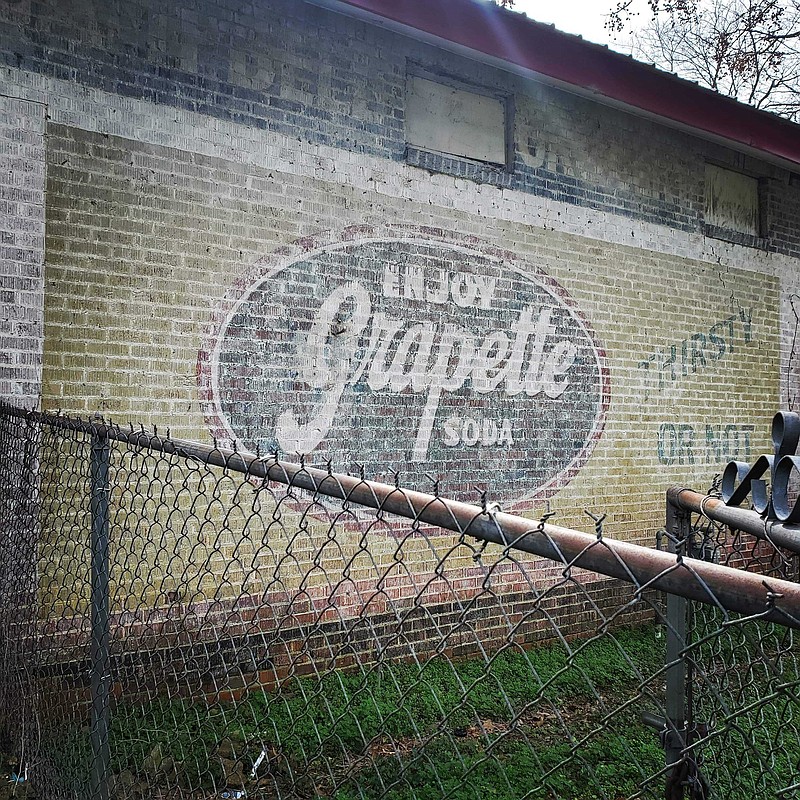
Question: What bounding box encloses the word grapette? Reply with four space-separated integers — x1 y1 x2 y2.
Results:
639 308 753 398
206 234 609 506
277 283 576 460
723 411 800 523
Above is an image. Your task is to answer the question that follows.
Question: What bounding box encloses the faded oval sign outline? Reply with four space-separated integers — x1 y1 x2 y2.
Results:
198 226 610 510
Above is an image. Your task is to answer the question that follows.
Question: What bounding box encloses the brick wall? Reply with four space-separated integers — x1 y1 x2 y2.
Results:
40 122 781 535
0 95 45 404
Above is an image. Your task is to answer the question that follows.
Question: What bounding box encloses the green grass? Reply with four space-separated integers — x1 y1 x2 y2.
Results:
40 624 800 799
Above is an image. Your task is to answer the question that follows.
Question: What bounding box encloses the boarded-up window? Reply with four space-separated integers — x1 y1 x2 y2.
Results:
406 75 507 166
705 164 760 237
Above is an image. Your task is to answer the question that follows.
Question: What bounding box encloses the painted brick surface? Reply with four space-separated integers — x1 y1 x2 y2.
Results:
1 0 799 661
0 96 45 404
2 0 799 257
42 124 780 539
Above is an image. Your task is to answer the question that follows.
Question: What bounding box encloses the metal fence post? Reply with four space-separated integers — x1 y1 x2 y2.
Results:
90 421 111 800
653 494 713 798
664 495 689 799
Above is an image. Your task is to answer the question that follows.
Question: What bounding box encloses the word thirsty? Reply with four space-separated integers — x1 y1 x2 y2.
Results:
276 280 578 460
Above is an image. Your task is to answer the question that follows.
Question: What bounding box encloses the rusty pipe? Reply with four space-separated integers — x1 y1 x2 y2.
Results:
668 487 800 554
122 429 800 629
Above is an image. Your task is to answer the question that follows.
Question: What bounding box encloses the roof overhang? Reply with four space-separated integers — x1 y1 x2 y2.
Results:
306 0 800 173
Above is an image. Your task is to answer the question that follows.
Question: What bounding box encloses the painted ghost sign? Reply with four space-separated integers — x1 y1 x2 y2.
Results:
199 228 609 507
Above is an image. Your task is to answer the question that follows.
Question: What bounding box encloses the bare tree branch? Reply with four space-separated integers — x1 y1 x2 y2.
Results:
493 0 798 119
628 0 800 120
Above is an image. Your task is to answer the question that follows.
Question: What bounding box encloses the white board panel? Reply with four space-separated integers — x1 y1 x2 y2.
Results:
406 76 506 165
706 164 759 236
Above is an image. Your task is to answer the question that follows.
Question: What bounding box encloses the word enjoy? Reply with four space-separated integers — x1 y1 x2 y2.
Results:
723 411 800 522
275 281 577 460
383 264 497 309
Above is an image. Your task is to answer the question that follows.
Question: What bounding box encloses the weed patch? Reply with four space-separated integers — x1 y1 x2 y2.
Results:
37 624 799 799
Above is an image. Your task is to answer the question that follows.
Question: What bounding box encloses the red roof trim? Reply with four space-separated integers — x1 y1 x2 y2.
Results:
334 0 800 168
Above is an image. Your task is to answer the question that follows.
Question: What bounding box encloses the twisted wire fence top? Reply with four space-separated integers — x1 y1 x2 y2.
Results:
0 404 798 800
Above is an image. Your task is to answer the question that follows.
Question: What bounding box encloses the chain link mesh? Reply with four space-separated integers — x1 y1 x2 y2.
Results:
677 495 800 800
0 406 798 800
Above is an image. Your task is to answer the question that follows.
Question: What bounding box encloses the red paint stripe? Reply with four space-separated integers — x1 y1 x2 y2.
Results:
335 0 800 167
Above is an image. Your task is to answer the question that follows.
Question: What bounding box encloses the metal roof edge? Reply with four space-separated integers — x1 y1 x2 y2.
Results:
305 0 800 173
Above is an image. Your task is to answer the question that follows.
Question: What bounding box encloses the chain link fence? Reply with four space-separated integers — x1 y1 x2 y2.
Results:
0 403 799 800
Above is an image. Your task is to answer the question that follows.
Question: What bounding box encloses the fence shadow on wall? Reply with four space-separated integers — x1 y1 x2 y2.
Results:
0 405 799 800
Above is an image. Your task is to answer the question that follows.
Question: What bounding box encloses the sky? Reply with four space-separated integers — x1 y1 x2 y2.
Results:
508 0 644 49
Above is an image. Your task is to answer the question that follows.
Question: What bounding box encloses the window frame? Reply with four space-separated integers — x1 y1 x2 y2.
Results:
404 63 515 175
703 160 770 248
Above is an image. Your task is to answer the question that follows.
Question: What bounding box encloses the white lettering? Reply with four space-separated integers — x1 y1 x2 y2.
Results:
428 269 449 304
383 265 399 298
413 326 475 461
382 266 497 310
482 418 498 446
363 312 404 391
451 273 477 307
541 340 578 399
386 323 431 393
443 416 460 447
473 275 497 310
472 331 511 393
505 306 553 395
281 281 576 460
403 265 424 301
463 417 480 446
440 416 514 447
275 282 371 453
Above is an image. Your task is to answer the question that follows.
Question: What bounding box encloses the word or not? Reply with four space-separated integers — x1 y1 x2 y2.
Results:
658 422 754 466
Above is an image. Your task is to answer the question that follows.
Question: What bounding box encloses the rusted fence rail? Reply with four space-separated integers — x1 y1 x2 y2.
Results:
670 486 800 554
